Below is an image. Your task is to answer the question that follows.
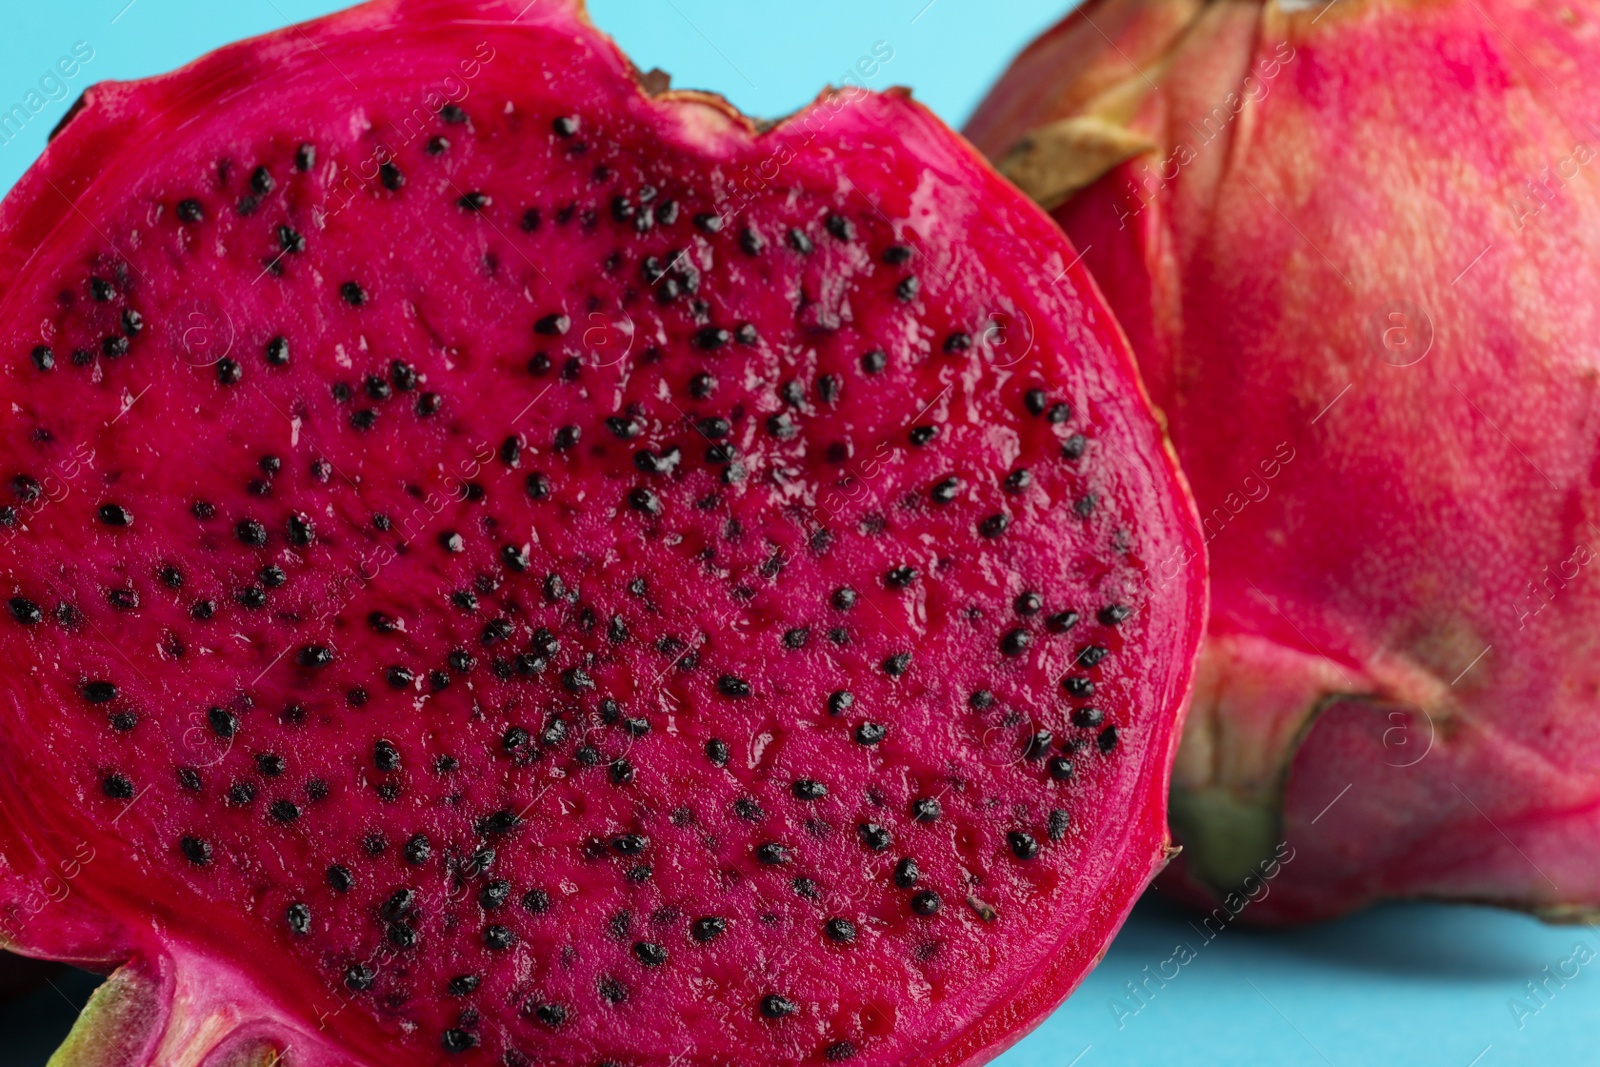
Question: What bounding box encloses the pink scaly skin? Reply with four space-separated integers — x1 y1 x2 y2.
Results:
967 0 1600 923
0 0 1205 1063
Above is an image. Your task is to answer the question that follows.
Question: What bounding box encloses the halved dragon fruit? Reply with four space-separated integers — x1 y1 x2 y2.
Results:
0 1 1205 1062
968 0 1600 922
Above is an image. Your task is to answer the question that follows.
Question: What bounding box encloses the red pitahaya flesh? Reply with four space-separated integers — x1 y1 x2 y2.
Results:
0 0 1205 1062
968 0 1600 923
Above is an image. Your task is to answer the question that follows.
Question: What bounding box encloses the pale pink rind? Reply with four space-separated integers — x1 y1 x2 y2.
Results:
969 0 1600 922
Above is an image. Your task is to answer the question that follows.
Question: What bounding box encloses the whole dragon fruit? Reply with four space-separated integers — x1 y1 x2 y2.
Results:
968 0 1600 922
0 0 1205 1063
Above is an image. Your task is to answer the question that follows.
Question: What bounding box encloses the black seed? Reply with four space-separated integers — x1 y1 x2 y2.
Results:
232 519 268 548
439 103 467 123
1049 756 1076 781
344 964 374 992
1047 402 1072 424
531 1002 568 1028
826 690 854 716
943 331 972 354
1008 830 1041 861
376 161 404 191
717 675 752 698
534 313 571 336
633 941 668 967
1072 707 1105 728
627 487 661 516
1046 611 1080 634
521 888 552 914
883 244 913 265
458 191 490 212
761 994 799 1020
1049 809 1072 840
693 212 724 233
1013 592 1045 617
440 1029 476 1053
910 797 941 823
216 358 242 385
106 588 139 611
1099 604 1132 626
858 823 892 852
1063 676 1095 698
553 115 580 137
793 779 828 802
30 345 53 371
255 752 285 777
180 836 212 865
896 276 920 301
885 566 917 590
1062 434 1089 459
207 707 238 738
553 425 581 450
83 680 117 704
740 227 765 254
189 599 217 621
296 645 333 670
365 374 392 401
931 477 961 504
404 833 431 864
327 865 355 892
980 514 1011 538
705 738 730 767
694 326 731 350
783 627 811 649
756 842 791 866
480 880 512 909
1074 494 1098 518
102 774 134 800
855 722 887 746
910 891 941 916
882 652 911 677
1098 725 1121 752
284 902 311 936
682 915 727 945
286 513 315 547
102 335 129 358
277 225 306 254
830 587 858 611
1025 729 1053 760
1077 645 1109 668
374 739 401 772
893 857 920 888
969 689 996 711
610 759 635 785
825 214 855 241
416 392 442 416
386 665 416 690
347 688 369 707
1000 629 1032 657
786 228 814 254
176 198 205 223
688 372 717 399
8 597 40 625
108 711 137 732
269 799 300 823
340 281 367 307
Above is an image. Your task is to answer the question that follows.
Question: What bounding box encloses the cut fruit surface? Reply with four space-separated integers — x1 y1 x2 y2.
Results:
0 1 1205 1063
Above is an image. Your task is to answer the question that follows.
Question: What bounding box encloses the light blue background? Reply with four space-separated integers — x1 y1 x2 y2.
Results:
2 4 1597 1066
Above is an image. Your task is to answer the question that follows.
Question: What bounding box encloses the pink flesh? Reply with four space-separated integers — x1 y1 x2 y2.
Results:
969 0 1600 921
0 0 1204 1062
